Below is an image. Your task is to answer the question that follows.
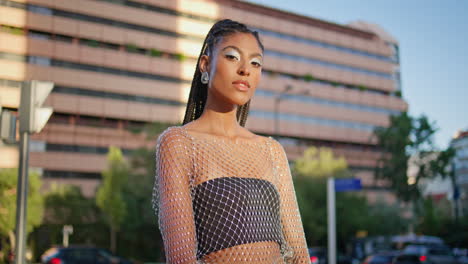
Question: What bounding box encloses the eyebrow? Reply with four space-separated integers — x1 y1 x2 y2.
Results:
221 45 263 59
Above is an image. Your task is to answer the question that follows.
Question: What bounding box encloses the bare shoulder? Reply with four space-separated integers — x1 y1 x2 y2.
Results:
238 127 271 143
156 126 189 149
266 136 287 154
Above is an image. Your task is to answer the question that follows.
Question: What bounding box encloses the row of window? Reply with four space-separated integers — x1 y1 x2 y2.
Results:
250 110 379 132
45 112 382 152
53 112 380 151
2 17 394 95
1 75 386 133
95 0 397 63
1 0 396 81
254 28 397 63
53 86 184 107
53 85 380 132
46 143 133 155
43 170 102 179
48 112 148 132
25 27 391 95
265 50 393 79
0 24 389 99
256 90 400 115
0 49 399 114
4 48 393 126
52 85 385 132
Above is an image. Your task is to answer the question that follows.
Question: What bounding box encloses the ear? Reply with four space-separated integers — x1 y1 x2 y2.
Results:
199 55 210 73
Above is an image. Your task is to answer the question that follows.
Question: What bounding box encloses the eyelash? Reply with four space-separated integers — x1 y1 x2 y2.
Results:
225 54 239 60
225 54 262 67
251 61 262 67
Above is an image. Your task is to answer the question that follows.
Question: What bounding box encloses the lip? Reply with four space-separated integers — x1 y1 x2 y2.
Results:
232 80 250 91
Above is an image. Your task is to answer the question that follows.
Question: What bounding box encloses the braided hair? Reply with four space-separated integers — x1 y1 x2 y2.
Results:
182 19 264 126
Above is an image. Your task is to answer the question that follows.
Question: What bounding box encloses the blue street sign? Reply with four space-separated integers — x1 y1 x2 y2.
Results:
334 178 362 192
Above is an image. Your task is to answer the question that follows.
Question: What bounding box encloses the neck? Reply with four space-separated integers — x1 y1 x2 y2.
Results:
197 95 241 137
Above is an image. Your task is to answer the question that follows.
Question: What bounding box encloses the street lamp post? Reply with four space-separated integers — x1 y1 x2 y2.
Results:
274 85 292 137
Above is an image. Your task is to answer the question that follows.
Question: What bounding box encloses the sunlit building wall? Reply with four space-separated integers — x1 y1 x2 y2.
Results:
0 0 407 201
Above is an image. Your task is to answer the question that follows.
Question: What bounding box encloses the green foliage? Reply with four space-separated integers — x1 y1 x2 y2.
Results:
32 185 106 259
149 48 162 57
294 147 349 178
45 184 101 225
0 25 25 35
118 121 171 261
96 147 129 252
394 90 402 97
87 39 100 47
358 85 367 92
125 43 139 53
293 147 406 249
0 168 44 253
415 198 443 236
174 53 187 61
96 147 128 229
374 112 453 202
303 74 315 82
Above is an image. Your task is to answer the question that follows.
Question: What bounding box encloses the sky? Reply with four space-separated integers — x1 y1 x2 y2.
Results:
246 0 468 149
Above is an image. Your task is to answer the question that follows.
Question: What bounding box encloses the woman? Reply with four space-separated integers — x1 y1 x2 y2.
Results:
152 19 310 264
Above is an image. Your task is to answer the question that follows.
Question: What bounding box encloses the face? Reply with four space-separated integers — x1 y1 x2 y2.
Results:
200 32 263 107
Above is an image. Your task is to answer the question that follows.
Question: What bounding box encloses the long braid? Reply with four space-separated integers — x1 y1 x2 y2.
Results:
182 19 264 126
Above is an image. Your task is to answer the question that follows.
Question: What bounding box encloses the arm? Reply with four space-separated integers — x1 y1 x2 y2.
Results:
152 128 198 264
270 139 310 263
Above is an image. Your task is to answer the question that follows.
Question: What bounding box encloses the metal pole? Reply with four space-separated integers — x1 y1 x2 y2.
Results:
14 132 29 264
327 177 336 264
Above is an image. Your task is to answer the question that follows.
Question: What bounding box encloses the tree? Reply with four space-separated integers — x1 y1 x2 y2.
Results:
0 168 44 254
373 112 452 203
96 147 129 253
119 122 171 261
293 147 359 248
293 147 349 178
45 184 101 225
292 147 406 249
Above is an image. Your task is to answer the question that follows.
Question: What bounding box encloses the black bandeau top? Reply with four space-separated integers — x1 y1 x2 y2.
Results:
192 176 284 259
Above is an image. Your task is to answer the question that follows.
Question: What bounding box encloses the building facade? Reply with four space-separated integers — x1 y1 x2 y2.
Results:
0 0 407 201
451 129 468 216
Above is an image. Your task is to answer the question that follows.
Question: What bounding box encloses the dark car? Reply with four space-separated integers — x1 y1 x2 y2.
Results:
393 254 426 264
401 244 459 264
309 247 327 264
308 247 356 264
363 251 400 264
41 246 132 264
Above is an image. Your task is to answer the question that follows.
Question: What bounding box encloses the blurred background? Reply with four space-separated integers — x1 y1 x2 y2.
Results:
0 0 466 263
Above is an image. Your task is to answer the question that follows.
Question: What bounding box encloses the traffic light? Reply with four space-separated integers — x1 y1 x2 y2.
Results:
19 80 53 133
0 106 17 143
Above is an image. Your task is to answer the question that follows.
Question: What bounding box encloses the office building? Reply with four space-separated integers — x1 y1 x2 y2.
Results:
0 0 407 201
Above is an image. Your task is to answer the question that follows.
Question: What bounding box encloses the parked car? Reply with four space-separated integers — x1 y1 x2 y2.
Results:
309 247 327 264
393 254 426 264
41 246 132 264
401 244 459 264
453 248 468 264
308 247 356 264
362 251 400 264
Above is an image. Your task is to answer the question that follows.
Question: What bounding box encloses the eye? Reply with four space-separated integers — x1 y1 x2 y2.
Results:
224 50 240 61
250 58 263 67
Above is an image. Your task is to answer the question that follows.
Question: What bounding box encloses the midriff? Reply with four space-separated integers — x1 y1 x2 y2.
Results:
201 241 284 264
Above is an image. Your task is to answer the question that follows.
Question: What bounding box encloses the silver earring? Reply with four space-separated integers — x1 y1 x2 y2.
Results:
201 71 209 84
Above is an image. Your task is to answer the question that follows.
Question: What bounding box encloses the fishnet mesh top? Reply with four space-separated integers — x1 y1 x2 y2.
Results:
152 126 310 264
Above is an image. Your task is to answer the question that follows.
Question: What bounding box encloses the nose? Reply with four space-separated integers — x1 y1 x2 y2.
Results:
237 61 250 76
